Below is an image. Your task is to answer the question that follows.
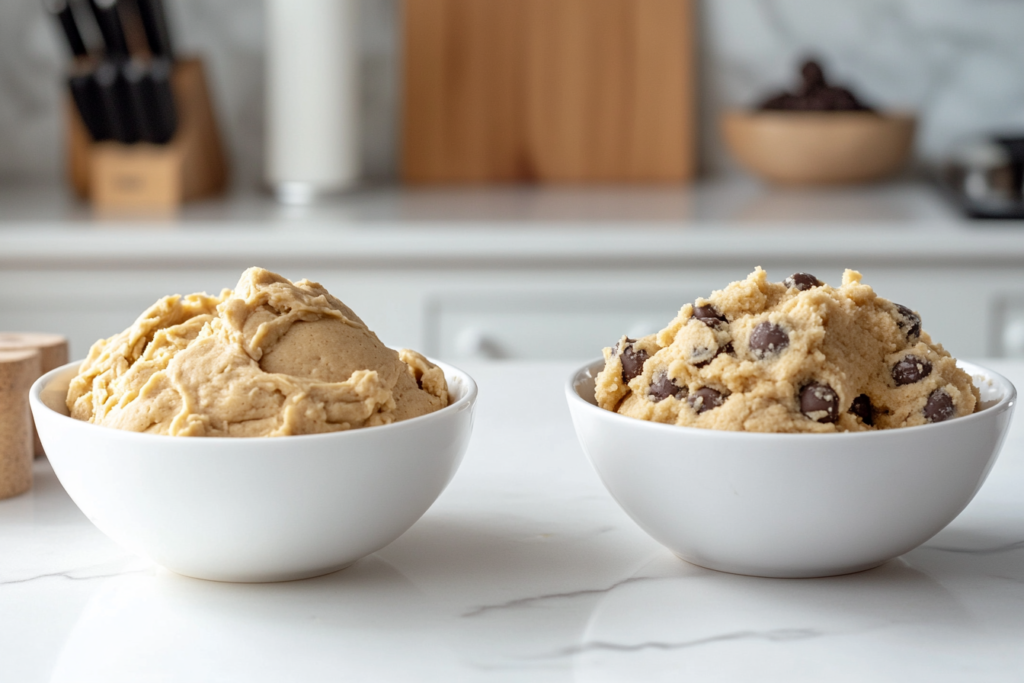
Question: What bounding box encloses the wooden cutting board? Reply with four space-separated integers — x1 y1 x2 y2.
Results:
402 0 695 183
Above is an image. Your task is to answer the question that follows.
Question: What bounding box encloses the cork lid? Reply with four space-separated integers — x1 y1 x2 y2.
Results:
0 348 40 364
0 333 67 351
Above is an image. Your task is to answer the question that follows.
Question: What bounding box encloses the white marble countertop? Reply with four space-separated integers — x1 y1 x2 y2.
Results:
3 360 1024 682
2 180 1024 269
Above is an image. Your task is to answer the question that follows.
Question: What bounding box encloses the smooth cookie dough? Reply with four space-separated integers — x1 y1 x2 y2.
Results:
67 267 448 437
596 268 978 433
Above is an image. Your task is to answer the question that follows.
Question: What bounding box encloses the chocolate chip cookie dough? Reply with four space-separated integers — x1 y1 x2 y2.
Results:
596 268 977 433
67 268 448 437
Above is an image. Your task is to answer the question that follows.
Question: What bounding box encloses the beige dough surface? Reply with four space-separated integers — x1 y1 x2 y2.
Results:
67 268 448 437
596 268 978 433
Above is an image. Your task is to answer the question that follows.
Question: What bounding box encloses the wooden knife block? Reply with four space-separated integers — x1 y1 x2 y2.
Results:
402 0 696 184
67 58 229 210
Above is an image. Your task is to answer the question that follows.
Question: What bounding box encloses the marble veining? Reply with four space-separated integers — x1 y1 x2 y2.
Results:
0 566 144 586
462 576 657 618
547 628 822 658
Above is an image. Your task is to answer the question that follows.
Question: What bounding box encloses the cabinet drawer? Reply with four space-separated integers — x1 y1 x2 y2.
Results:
426 290 701 361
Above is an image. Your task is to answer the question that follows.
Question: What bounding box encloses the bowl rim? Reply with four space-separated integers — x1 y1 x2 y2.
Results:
31 357 477 443
566 357 1015 441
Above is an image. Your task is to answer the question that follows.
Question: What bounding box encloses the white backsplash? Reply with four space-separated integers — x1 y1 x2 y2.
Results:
1 0 1022 187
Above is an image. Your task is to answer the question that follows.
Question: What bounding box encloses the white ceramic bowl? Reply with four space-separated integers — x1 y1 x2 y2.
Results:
566 359 1015 578
31 360 477 583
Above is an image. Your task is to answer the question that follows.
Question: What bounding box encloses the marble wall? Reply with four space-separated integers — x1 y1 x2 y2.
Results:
2 0 1023 187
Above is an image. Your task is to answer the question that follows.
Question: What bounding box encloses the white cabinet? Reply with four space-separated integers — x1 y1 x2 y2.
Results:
2 183 1024 362
425 287 694 360
992 293 1024 358
4 263 1021 363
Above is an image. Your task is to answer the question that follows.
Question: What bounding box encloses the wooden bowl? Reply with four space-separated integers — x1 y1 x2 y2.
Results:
721 110 916 185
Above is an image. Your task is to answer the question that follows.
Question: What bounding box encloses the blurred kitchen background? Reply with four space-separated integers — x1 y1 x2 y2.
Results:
5 0 1024 185
2 0 1024 364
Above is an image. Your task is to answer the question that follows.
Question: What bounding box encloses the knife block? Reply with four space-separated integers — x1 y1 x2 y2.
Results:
402 0 696 184
67 58 229 210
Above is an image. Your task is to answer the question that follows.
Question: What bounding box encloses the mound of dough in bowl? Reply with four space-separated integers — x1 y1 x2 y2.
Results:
596 268 977 433
67 267 448 436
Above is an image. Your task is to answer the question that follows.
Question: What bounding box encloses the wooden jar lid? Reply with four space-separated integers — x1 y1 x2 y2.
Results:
0 348 40 366
0 333 69 373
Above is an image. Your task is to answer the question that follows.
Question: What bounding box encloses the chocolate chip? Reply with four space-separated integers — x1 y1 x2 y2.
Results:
688 387 725 414
892 354 932 385
620 340 649 384
800 382 839 423
692 304 727 328
722 342 735 355
649 374 687 403
749 322 789 359
849 394 874 425
893 304 921 341
924 389 955 423
784 273 823 291
692 346 715 368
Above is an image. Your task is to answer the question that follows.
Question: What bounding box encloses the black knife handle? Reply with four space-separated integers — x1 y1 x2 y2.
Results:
123 58 177 144
146 58 178 143
136 0 174 60
69 69 111 140
122 60 155 143
89 0 130 59
44 0 88 57
95 60 139 143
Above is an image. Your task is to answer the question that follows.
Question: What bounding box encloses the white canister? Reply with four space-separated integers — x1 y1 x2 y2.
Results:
265 0 360 204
